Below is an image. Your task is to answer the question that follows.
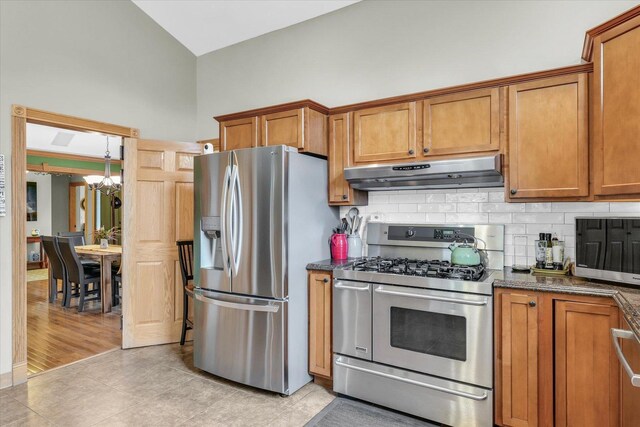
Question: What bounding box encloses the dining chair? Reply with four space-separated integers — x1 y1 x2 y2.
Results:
57 237 101 311
57 231 85 245
57 231 100 270
41 236 66 303
112 264 122 307
176 240 194 345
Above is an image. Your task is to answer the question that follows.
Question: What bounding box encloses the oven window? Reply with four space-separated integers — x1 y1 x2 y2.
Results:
390 307 466 361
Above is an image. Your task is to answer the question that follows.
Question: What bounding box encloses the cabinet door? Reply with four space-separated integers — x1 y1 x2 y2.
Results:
555 301 619 427
261 108 303 150
423 88 499 157
500 292 539 427
593 16 640 196
328 113 351 204
353 102 418 164
220 117 259 151
507 74 588 199
308 271 332 378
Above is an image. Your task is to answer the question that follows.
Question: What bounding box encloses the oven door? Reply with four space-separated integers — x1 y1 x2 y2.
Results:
373 284 492 388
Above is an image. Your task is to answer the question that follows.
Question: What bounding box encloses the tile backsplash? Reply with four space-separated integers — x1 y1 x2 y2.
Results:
341 187 640 267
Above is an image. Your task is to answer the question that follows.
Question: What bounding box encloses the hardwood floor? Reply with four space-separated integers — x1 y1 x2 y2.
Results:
27 277 121 375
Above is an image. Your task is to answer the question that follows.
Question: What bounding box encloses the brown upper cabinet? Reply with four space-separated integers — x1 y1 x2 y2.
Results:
591 13 640 196
328 113 368 206
215 101 329 157
507 74 589 200
352 102 418 164
423 88 500 157
261 107 328 156
220 117 259 151
262 109 303 149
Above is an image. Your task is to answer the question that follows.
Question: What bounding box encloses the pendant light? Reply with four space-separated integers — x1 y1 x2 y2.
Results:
84 136 121 196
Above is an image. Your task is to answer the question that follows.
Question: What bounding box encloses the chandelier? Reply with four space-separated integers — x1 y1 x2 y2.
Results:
84 136 121 196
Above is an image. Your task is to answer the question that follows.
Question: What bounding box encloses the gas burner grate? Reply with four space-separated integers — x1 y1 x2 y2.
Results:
351 257 486 282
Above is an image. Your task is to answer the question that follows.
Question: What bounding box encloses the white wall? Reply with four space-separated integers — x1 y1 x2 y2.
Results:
0 1 196 381
340 189 640 267
25 173 52 237
196 0 637 139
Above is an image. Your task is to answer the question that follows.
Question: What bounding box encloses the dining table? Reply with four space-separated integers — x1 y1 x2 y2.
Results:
75 244 122 313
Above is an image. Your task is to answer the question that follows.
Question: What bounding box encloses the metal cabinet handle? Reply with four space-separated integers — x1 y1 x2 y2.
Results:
510 189 517 195
342 194 348 200
408 149 415 155
195 293 279 313
334 282 370 291
529 301 536 307
423 147 430 154
323 277 329 283
374 287 487 306
335 359 488 401
611 328 640 387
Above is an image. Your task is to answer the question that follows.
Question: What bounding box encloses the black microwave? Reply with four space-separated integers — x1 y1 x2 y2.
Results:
575 217 640 285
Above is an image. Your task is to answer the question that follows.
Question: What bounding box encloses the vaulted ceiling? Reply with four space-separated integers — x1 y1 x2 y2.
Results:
132 0 359 56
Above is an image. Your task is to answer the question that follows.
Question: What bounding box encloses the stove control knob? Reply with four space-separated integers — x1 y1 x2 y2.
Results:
406 229 416 238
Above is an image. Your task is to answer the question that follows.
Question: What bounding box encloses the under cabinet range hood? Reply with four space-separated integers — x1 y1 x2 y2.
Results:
344 155 503 191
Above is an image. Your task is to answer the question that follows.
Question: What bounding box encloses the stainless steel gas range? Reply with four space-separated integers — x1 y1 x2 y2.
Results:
333 222 504 427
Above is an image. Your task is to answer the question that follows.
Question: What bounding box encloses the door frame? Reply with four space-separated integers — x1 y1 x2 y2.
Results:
68 182 87 233
10 104 138 385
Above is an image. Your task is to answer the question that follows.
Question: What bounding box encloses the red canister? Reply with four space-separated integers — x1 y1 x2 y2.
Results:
330 233 348 260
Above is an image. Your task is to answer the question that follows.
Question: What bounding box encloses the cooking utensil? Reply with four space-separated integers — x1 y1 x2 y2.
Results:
353 215 362 234
347 208 359 234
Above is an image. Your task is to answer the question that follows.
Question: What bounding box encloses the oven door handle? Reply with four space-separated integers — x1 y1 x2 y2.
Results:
334 282 370 291
611 328 640 387
374 287 488 306
335 359 488 401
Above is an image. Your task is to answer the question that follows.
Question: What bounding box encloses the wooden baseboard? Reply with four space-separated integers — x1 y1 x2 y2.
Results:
12 362 27 386
313 375 333 390
0 370 13 389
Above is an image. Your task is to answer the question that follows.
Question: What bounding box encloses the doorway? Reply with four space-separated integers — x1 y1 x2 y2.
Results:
25 124 126 375
11 105 138 384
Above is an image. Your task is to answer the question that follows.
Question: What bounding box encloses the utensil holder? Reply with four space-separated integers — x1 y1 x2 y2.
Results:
330 233 348 260
347 234 362 258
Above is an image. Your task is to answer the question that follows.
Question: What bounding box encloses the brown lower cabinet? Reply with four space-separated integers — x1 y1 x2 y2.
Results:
496 289 622 427
619 317 640 427
308 270 332 381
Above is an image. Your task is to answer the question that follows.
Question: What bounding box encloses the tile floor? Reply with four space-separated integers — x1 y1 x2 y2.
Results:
0 343 335 426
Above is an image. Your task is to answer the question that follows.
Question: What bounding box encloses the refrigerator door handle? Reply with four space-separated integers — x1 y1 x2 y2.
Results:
230 156 243 276
269 153 277 285
220 164 232 277
195 292 280 313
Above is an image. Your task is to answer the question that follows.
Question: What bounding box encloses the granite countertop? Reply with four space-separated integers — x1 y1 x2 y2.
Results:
306 258 359 272
494 268 640 340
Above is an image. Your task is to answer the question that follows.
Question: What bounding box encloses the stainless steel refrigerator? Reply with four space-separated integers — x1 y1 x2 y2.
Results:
193 145 338 395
